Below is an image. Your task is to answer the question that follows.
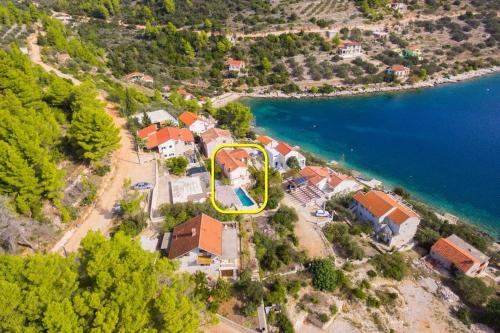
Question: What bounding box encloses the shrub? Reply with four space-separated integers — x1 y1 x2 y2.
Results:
367 270 377 278
329 303 338 315
166 156 188 176
318 313 329 323
309 258 345 292
366 296 381 308
455 274 493 307
455 307 471 327
371 252 408 281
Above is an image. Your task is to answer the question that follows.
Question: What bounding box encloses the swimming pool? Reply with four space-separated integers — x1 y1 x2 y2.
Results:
235 187 254 207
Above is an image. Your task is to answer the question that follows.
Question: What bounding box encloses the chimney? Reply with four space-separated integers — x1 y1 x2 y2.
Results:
191 228 197 237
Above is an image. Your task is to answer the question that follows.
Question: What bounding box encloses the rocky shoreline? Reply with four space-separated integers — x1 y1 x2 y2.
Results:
211 66 499 107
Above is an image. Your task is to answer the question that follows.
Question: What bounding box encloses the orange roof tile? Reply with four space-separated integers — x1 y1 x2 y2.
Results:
142 75 154 82
216 148 248 173
137 124 157 139
276 142 293 156
390 64 409 72
431 238 478 273
353 190 418 224
229 60 245 67
168 214 223 259
145 127 194 149
300 166 330 185
200 128 232 144
178 88 193 97
256 135 274 146
179 111 199 126
329 173 353 188
125 72 144 79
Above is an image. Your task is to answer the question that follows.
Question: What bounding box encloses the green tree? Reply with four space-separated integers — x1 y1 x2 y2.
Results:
69 105 120 163
286 156 300 170
164 0 176 13
309 258 345 292
215 102 253 138
0 231 202 332
166 156 189 176
122 88 138 117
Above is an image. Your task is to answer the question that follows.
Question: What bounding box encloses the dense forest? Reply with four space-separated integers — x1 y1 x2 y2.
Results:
0 232 201 332
0 44 119 222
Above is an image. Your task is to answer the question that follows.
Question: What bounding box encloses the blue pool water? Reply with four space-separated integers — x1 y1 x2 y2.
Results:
235 187 254 207
246 74 500 237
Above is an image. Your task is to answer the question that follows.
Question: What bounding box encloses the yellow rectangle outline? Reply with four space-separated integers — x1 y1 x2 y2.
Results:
210 143 268 214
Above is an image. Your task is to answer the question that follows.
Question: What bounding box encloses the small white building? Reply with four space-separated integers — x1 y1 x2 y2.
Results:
178 111 216 135
266 142 306 172
352 190 420 248
228 59 246 72
300 166 362 198
132 109 179 126
430 234 489 276
215 148 251 187
137 125 195 158
167 214 239 278
200 128 234 158
338 41 363 59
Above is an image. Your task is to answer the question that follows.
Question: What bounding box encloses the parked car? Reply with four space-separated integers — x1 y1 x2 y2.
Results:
315 209 330 218
133 182 153 190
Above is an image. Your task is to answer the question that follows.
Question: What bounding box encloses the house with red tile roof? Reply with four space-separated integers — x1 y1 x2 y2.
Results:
177 87 194 100
266 141 306 172
200 128 234 158
386 64 410 79
430 234 489 276
124 72 154 85
166 214 239 277
215 148 251 186
338 40 363 58
178 111 216 134
228 59 246 72
300 166 361 198
352 190 420 248
256 135 278 149
137 125 194 158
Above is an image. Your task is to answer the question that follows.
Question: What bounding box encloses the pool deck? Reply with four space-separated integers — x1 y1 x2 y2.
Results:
215 184 258 211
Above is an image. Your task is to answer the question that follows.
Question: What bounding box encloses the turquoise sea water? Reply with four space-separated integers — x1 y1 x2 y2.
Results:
246 75 500 238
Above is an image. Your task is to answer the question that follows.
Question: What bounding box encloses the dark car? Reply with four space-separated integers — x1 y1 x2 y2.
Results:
132 182 153 190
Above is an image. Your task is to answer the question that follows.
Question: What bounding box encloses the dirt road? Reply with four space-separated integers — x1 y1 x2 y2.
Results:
282 195 331 258
27 31 155 254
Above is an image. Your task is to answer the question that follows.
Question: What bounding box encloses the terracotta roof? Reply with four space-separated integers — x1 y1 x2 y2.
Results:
431 237 478 273
216 148 248 173
200 127 232 144
390 64 409 72
168 214 223 259
229 59 245 67
276 142 293 156
341 40 361 47
179 111 199 126
329 172 354 188
145 127 194 149
137 124 157 139
125 72 144 79
300 166 330 185
353 190 418 224
142 75 154 82
178 88 193 97
256 135 274 146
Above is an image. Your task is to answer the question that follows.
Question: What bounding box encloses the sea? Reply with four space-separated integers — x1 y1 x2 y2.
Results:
245 74 500 238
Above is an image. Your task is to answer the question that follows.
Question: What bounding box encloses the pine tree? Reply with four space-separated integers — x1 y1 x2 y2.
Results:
69 106 120 163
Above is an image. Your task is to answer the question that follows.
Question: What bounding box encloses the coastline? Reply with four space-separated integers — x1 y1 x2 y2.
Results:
240 73 500 241
211 66 500 107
